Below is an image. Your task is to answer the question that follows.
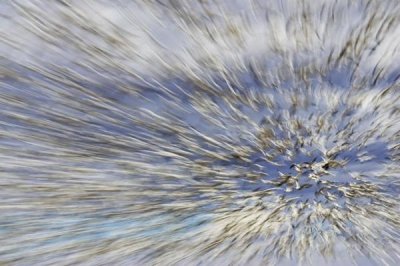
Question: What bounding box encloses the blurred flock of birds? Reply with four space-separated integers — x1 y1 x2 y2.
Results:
0 0 400 265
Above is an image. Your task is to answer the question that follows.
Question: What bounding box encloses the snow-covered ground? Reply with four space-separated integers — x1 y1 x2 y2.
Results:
1 1 400 265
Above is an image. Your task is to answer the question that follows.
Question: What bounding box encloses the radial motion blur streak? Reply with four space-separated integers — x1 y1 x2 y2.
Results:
0 0 400 265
